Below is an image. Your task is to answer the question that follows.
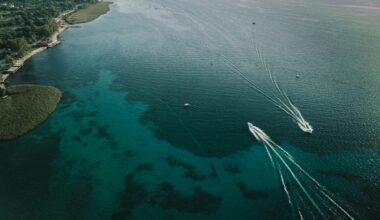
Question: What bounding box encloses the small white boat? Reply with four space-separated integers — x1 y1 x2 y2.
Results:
184 103 191 108
298 122 313 134
247 122 270 142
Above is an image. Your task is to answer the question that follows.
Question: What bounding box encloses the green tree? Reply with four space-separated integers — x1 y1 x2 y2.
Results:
0 80 6 98
10 37 30 57
39 17 58 38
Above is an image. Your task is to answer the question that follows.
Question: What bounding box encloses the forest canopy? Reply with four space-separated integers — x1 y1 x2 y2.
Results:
0 0 100 69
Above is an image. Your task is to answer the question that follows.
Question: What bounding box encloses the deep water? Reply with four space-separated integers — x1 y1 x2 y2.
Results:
1 0 380 219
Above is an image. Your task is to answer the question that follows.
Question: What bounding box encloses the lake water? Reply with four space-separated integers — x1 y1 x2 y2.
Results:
1 0 380 219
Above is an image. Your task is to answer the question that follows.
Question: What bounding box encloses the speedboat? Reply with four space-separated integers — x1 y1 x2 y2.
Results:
298 122 313 134
247 122 270 142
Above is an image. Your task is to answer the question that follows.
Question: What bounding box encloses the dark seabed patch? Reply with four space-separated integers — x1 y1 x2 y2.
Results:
224 162 241 174
135 163 154 172
95 125 118 149
51 157 100 219
60 91 77 106
115 80 255 157
111 173 146 219
124 149 136 158
319 170 362 182
65 110 99 121
151 182 222 214
64 176 93 219
80 127 93 136
236 182 270 200
72 135 82 142
87 120 98 127
166 156 216 181
0 126 63 219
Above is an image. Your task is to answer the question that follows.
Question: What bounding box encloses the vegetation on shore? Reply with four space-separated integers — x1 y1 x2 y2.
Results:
0 84 62 140
0 1 110 140
65 1 111 24
0 0 104 72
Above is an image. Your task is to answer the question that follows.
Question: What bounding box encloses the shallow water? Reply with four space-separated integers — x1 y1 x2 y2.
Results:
1 0 380 219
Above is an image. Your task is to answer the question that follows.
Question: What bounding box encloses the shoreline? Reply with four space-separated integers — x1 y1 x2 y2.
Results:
0 2 111 140
2 47 47 80
1 1 112 80
2 11 71 79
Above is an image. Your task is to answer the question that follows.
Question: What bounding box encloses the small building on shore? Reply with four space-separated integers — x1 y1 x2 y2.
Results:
38 39 53 47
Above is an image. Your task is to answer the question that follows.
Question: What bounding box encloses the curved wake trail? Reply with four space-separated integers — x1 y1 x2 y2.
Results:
175 9 313 132
252 41 313 133
220 55 305 121
223 47 313 133
248 123 355 219
177 4 312 132
269 66 312 132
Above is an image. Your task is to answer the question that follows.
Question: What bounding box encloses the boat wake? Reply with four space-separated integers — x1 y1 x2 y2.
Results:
248 122 355 220
255 47 313 133
170 5 313 133
221 50 313 133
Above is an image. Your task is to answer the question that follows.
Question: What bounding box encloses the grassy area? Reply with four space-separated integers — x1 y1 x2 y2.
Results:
0 84 61 140
66 1 111 24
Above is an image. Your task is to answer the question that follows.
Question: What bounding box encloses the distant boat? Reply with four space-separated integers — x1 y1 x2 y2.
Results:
296 74 300 78
252 22 256 25
184 103 191 108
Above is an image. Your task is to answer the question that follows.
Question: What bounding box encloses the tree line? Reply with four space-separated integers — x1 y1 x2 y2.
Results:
0 0 99 69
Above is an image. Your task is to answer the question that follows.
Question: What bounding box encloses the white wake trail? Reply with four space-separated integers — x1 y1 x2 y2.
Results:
221 55 305 121
264 144 275 169
252 42 313 133
248 124 355 219
276 159 296 217
266 142 327 219
271 140 355 220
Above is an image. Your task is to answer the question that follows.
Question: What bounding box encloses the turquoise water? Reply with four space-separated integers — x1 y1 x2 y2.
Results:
1 0 380 219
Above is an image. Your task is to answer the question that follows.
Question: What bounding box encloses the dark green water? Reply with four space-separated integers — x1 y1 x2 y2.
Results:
1 0 380 219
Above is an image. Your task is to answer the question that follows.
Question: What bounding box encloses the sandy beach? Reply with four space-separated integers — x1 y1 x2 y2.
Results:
14 47 47 66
